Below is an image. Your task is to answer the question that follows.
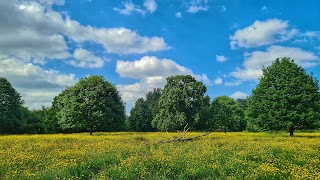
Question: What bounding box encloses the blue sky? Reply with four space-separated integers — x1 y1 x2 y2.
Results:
1 0 320 113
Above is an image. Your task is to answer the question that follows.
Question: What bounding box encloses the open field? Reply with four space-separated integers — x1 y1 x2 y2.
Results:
1 132 320 179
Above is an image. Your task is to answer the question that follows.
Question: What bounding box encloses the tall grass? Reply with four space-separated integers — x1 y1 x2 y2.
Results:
0 132 319 179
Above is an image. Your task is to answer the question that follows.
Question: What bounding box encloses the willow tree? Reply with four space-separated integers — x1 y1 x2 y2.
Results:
246 57 320 136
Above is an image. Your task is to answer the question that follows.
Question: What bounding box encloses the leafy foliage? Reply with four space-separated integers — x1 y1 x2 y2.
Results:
0 77 24 133
20 106 45 134
145 88 162 119
208 96 246 132
53 75 126 134
127 98 153 131
152 75 210 131
246 57 320 135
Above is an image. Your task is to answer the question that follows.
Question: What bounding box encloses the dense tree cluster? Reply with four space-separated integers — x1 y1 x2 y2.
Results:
0 58 319 135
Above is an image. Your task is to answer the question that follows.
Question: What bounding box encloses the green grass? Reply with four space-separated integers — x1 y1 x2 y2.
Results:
0 132 319 179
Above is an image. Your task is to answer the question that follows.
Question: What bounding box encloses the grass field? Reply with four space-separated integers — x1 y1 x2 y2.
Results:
0 132 320 179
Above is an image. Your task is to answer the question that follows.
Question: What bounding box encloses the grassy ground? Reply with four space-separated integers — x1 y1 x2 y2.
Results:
0 132 320 179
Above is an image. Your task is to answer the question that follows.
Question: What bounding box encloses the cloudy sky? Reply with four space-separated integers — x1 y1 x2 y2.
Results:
1 0 320 113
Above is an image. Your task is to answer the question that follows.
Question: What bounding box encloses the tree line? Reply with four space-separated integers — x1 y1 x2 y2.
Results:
1 57 319 136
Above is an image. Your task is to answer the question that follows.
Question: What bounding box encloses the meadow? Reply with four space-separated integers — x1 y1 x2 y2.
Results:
0 132 320 179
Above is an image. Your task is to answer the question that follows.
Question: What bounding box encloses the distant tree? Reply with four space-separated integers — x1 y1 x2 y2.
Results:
53 75 126 135
0 77 24 133
20 107 44 134
246 57 320 136
209 96 246 132
127 98 153 131
152 75 210 131
43 106 62 133
145 88 162 119
236 98 247 111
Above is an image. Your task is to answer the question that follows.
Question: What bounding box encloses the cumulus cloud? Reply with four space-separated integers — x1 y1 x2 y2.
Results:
0 0 168 64
69 48 105 68
230 91 248 100
0 58 77 109
116 56 213 111
230 45 320 81
187 0 209 14
230 19 298 49
216 55 228 62
116 56 192 79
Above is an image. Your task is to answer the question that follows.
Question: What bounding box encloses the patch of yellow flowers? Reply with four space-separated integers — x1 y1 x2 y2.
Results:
0 132 319 179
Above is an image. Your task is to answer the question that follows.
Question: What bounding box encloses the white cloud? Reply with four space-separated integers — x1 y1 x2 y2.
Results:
175 12 182 18
302 31 320 38
36 0 65 6
143 0 157 13
116 56 192 79
0 0 169 64
225 80 242 86
213 78 222 85
230 19 298 49
116 56 213 111
0 58 77 109
113 1 146 15
64 19 169 54
114 0 157 15
69 48 105 68
216 55 228 62
187 0 209 14
261 6 267 11
230 45 320 81
230 91 248 100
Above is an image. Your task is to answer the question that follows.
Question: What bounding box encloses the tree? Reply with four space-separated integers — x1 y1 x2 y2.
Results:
0 77 24 133
246 57 320 136
152 75 210 131
20 107 44 134
53 75 126 135
236 98 247 111
145 88 162 119
127 98 153 131
208 96 246 132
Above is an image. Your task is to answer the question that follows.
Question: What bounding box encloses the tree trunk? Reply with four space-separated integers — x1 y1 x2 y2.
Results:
224 128 227 133
289 127 294 137
90 129 93 135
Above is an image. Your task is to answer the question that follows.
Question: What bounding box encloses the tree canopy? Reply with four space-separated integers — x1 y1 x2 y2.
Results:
152 75 210 131
145 88 162 119
246 57 320 136
127 98 153 132
53 75 126 135
0 77 24 133
209 96 246 132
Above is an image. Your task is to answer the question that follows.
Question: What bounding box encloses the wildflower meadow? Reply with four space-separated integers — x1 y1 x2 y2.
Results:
1 132 319 179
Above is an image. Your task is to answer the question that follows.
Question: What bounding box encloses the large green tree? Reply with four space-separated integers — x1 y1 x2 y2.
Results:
152 75 210 131
208 96 246 132
145 88 162 119
127 98 153 131
53 75 126 135
0 77 24 133
246 57 320 136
